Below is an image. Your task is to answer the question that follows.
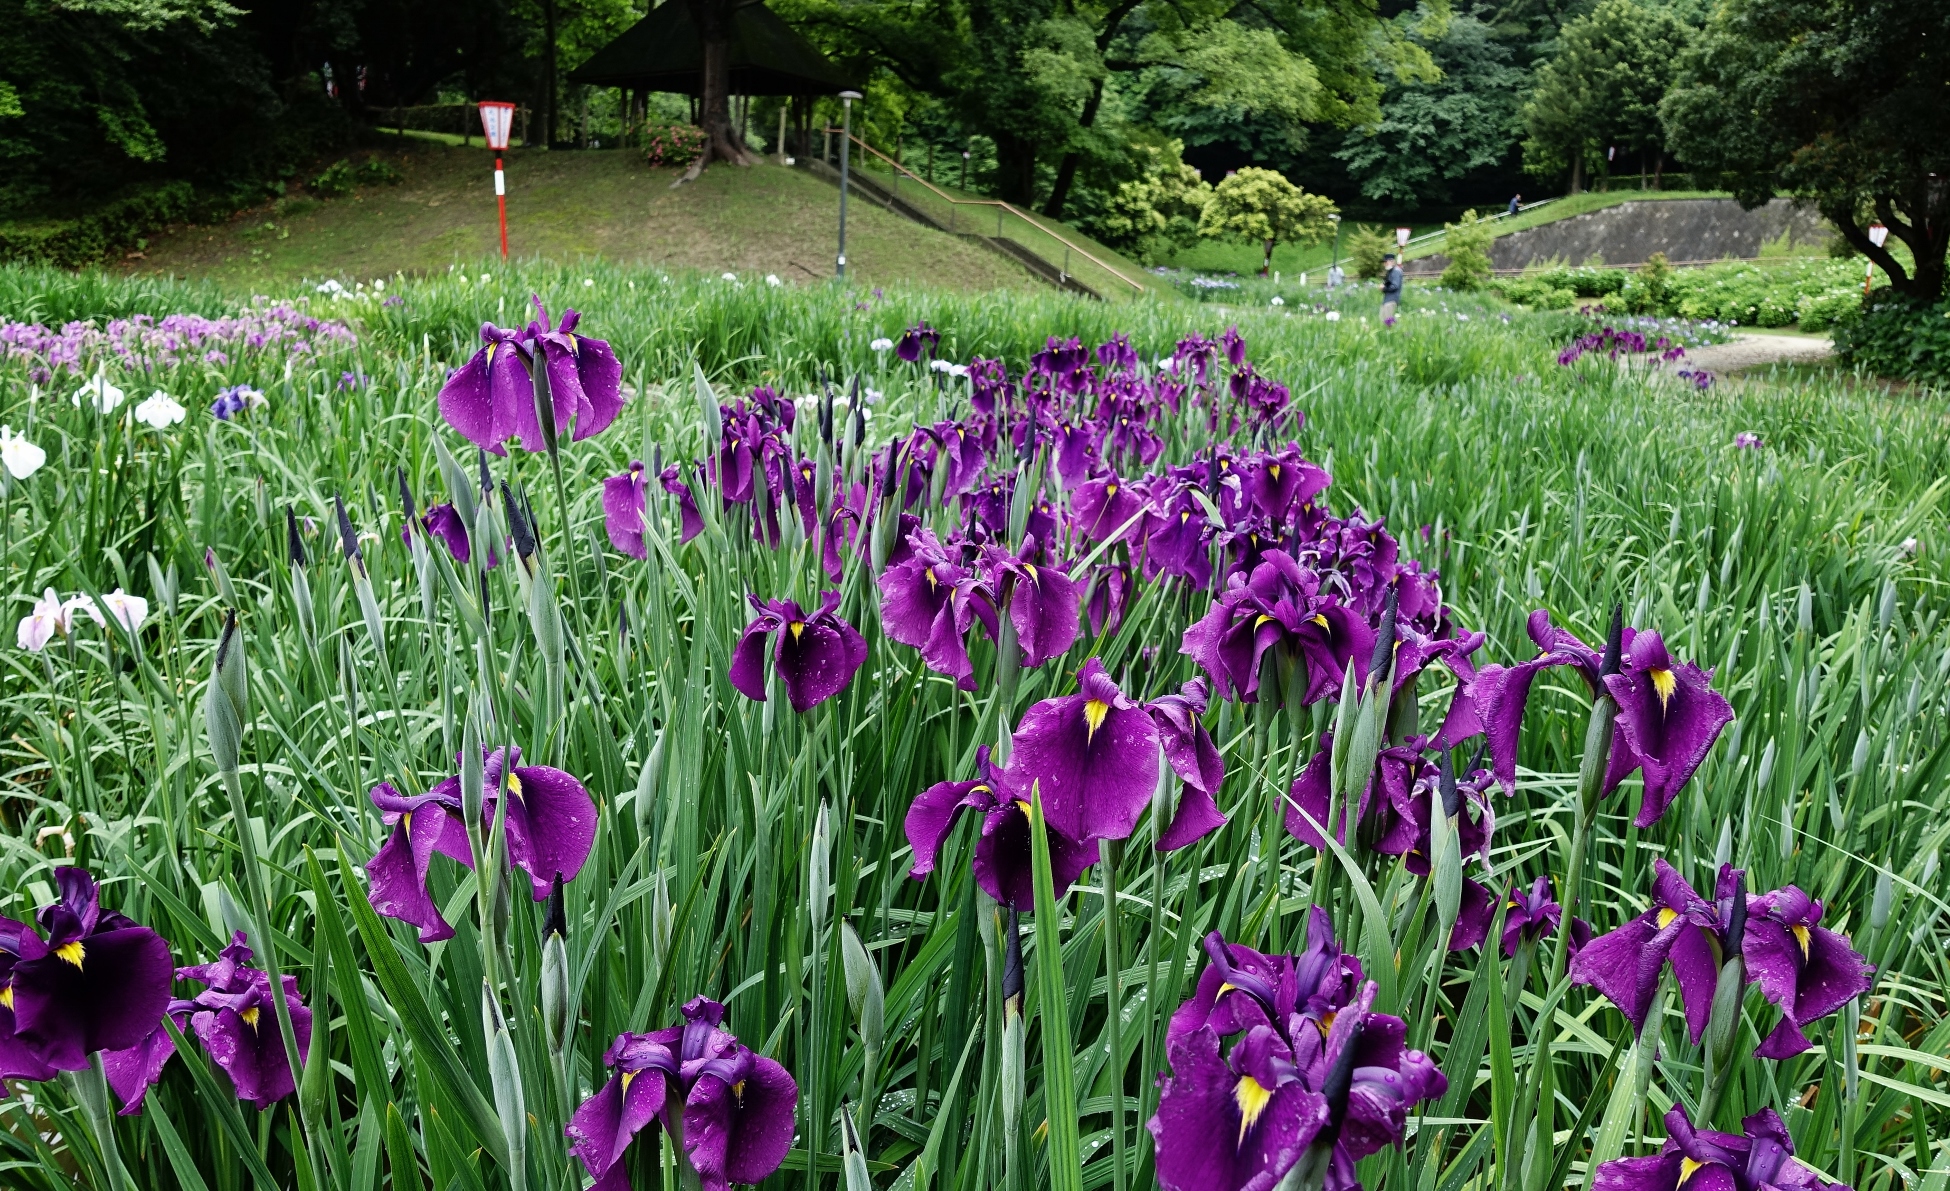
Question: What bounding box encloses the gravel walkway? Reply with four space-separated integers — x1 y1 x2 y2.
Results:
1677 333 1833 374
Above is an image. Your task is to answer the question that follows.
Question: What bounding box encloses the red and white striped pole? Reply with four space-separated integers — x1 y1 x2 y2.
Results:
478 101 516 259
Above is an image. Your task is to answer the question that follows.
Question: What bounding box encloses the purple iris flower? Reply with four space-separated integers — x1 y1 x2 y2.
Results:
1471 610 1629 794
1002 658 1160 844
728 591 868 713
1570 860 1739 1042
1085 563 1132 637
1072 471 1144 543
524 300 625 442
210 384 262 420
0 868 173 1074
414 502 493 566
878 530 996 691
603 461 652 560
1151 927 1443 1191
905 745 1101 910
1602 630 1735 827
895 322 940 363
659 465 705 545
1166 912 1361 1051
1147 677 1228 851
106 932 312 1113
980 539 1081 668
1151 1022 1327 1191
1053 423 1095 491
1743 885 1872 1058
1181 552 1372 707
436 322 535 455
566 997 796 1191
1248 446 1330 523
1501 877 1563 956
365 748 598 942
1593 1107 1848 1191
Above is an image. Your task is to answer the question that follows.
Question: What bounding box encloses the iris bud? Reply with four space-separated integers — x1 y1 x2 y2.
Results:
204 611 245 774
839 920 885 1076
1870 868 1893 931
693 361 722 451
481 983 528 1189
633 727 667 842
810 800 831 934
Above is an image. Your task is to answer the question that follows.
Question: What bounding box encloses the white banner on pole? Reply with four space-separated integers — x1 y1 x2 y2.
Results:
478 102 515 151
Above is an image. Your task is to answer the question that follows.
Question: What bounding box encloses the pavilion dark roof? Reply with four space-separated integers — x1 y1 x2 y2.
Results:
567 0 858 96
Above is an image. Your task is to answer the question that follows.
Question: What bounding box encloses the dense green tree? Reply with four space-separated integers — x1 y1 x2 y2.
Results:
781 0 1432 211
1337 12 1527 208
1082 135 1211 261
1661 0 1950 300
0 0 336 210
1518 0 1691 191
1198 165 1335 271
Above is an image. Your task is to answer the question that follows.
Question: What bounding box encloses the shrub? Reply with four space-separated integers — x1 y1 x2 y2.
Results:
310 159 357 198
1088 139 1212 265
644 125 708 169
1491 275 1576 309
1832 291 1950 385
1535 265 1629 297
1347 224 1392 280
353 157 405 186
0 182 195 267
1440 209 1494 290
1794 290 1859 333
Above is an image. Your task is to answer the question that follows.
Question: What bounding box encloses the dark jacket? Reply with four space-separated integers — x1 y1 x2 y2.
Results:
1382 265 1403 300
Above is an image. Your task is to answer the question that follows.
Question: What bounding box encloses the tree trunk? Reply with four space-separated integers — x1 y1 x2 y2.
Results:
1262 240 1274 275
993 133 1037 207
678 0 755 182
1042 78 1104 218
1570 155 1583 195
542 0 558 146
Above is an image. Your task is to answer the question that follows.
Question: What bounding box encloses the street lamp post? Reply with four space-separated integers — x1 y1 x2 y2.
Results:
837 90 862 279
1865 222 1889 295
478 101 516 258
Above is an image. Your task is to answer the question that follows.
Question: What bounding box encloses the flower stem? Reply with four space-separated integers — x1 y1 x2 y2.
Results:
1101 840 1128 1191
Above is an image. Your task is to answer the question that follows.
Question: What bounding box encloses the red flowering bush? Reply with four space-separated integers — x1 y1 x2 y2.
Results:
643 124 707 168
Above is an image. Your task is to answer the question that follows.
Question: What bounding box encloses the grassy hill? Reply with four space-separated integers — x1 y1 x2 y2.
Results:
122 136 1038 292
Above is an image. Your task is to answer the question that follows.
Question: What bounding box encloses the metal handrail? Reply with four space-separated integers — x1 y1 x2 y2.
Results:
822 130 1145 294
1400 197 1559 252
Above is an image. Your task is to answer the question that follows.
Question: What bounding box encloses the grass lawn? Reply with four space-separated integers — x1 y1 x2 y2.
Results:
123 136 1036 293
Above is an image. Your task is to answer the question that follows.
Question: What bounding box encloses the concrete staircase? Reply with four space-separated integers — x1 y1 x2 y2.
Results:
798 157 1102 299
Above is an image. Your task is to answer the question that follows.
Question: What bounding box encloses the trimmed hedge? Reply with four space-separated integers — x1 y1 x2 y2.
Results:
0 182 195 268
1832 291 1950 386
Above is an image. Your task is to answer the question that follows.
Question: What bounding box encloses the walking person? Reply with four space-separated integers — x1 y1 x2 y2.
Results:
1380 253 1404 323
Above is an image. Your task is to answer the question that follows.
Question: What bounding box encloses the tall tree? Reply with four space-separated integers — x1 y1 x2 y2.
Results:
683 0 757 176
1197 164 1335 272
1338 12 1527 208
781 0 1425 210
1661 0 1950 300
1518 0 1690 192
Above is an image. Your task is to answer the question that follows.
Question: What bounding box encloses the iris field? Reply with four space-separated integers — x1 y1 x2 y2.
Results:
0 261 1945 1191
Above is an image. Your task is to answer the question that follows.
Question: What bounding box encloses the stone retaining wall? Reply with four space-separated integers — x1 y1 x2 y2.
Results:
1404 197 1830 276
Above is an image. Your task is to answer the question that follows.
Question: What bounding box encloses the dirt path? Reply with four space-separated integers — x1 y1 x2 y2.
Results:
1677 332 1833 374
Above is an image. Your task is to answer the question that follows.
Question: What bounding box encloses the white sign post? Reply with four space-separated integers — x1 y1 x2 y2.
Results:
478 101 516 258
1865 221 1889 294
